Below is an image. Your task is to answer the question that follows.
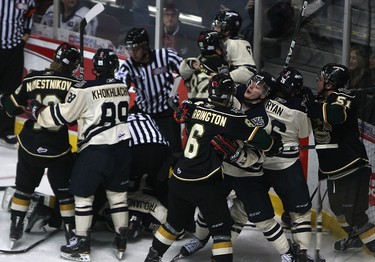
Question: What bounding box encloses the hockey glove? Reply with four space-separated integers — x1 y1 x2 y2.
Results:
264 135 283 157
174 100 194 123
211 134 241 162
299 86 315 105
24 99 45 121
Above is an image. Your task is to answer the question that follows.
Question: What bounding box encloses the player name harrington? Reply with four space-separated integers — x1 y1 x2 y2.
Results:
92 86 128 100
192 109 227 127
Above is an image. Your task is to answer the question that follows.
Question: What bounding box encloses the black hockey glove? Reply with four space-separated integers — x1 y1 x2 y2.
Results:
264 135 283 157
299 86 315 105
174 100 194 123
24 99 45 121
211 134 241 162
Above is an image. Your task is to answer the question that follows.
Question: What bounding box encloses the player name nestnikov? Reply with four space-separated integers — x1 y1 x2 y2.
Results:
26 79 73 91
265 100 284 116
191 109 227 127
91 86 128 100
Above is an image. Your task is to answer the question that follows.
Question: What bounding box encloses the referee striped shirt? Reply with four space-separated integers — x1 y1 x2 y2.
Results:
0 0 35 49
116 48 182 114
128 113 169 147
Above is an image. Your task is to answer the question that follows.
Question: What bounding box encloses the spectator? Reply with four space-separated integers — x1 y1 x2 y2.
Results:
0 43 79 249
348 44 372 90
0 0 35 148
27 48 132 261
116 27 183 153
41 0 98 35
162 1 199 58
305 63 375 255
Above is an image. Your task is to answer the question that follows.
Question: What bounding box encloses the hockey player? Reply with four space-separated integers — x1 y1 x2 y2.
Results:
144 74 276 262
305 63 375 254
212 10 257 84
25 48 131 261
176 72 299 262
0 42 80 249
179 30 229 100
262 68 314 261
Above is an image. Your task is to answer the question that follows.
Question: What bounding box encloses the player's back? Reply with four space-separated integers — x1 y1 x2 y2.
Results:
174 102 265 181
16 69 80 157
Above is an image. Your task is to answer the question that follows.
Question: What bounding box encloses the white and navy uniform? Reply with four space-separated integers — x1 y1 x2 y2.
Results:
263 94 313 251
41 3 98 35
0 0 34 140
225 37 257 84
116 48 183 152
37 77 131 195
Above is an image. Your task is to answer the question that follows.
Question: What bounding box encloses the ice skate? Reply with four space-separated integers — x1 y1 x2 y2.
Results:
113 227 127 260
25 202 52 233
334 235 363 252
280 239 299 262
297 249 313 262
60 235 90 261
171 236 209 260
1 186 15 212
144 247 162 262
9 216 24 249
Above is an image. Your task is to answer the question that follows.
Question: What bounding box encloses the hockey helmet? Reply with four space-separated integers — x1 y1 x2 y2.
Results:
319 63 349 88
197 30 224 56
212 10 242 37
54 42 80 67
247 71 277 98
124 27 150 50
92 48 119 75
208 74 236 104
277 68 304 96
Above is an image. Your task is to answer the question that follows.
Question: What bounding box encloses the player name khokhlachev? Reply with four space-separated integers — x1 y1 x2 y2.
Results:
192 109 227 127
26 79 73 91
91 86 128 100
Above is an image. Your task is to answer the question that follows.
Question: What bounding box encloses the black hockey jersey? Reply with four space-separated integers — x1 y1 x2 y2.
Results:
173 102 272 181
312 89 370 178
2 69 80 157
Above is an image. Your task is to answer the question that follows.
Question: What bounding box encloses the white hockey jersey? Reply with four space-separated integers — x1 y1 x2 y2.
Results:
263 96 312 170
41 5 98 35
37 78 131 152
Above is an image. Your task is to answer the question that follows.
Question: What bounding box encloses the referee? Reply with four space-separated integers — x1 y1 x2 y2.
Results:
0 0 35 148
116 27 183 153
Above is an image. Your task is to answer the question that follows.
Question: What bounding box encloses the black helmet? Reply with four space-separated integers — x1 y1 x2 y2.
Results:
197 30 224 56
54 42 80 67
277 68 304 96
124 27 150 50
247 71 278 98
208 74 236 104
320 63 349 88
92 48 119 75
212 10 242 37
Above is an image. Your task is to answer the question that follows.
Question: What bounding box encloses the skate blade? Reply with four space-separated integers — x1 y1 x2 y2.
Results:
60 251 90 261
170 253 184 262
9 239 17 249
2 187 15 211
115 250 125 260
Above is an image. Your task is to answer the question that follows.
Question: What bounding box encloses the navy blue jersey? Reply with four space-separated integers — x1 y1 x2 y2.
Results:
2 69 80 157
173 102 272 181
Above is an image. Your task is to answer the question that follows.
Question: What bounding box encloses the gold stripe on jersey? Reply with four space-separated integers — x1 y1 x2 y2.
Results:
172 167 222 181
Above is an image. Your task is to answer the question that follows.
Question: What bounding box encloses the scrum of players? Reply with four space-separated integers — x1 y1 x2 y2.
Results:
0 9 374 262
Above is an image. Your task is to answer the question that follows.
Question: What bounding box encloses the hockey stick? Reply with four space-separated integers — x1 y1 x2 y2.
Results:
79 2 105 79
283 143 338 151
314 179 326 262
0 228 60 254
284 1 308 69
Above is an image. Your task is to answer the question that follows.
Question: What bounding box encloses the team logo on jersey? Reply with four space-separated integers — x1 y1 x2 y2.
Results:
250 117 265 127
36 147 48 154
